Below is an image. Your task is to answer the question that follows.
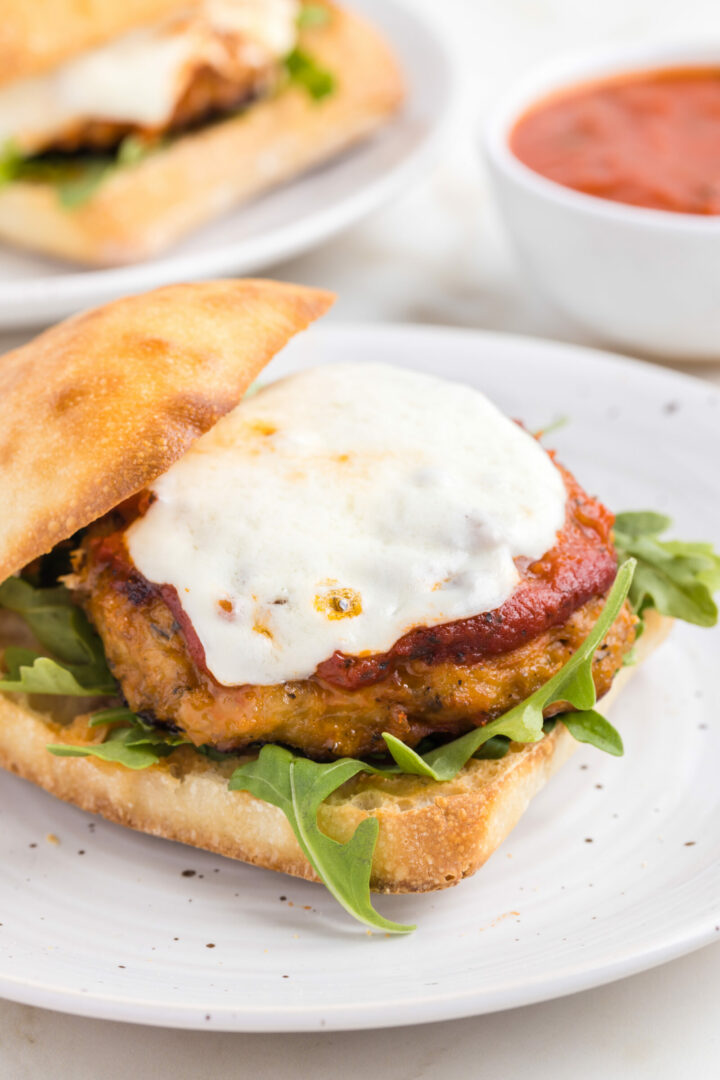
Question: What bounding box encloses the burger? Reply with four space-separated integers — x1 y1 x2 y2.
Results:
0 280 716 933
0 1 403 264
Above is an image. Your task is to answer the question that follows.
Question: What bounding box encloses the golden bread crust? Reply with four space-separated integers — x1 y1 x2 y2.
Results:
0 278 334 582
0 1 198 87
0 4 405 264
0 610 671 893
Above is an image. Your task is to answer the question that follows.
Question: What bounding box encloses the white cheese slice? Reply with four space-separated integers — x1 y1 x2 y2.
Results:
127 363 568 687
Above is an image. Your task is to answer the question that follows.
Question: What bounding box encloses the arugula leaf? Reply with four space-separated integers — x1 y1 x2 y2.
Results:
0 140 23 185
115 134 160 167
0 648 116 696
382 560 634 782
297 3 331 28
123 723 188 750
0 147 115 207
615 512 720 626
0 578 116 694
285 48 336 100
534 415 570 438
474 735 511 759
0 578 106 664
88 706 141 727
382 710 543 782
244 379 264 399
662 541 720 594
614 511 670 539
48 726 166 770
48 710 189 768
229 745 414 934
57 161 112 209
562 709 624 756
0 133 161 209
56 134 162 207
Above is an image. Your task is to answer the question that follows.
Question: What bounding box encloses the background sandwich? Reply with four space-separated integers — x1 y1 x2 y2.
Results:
0 279 717 933
0 1 403 265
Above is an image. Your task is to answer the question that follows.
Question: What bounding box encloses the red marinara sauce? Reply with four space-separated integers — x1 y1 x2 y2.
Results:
510 67 720 214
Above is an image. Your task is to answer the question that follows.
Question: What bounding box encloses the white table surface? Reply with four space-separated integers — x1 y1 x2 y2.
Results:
2 0 720 1075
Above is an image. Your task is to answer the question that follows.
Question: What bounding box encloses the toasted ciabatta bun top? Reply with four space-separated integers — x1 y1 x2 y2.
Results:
0 1 202 87
0 279 334 583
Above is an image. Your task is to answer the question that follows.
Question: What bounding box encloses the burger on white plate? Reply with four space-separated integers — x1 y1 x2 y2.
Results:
0 279 716 933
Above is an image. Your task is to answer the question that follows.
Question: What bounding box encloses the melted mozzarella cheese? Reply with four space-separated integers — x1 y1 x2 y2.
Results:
0 0 299 153
127 363 568 687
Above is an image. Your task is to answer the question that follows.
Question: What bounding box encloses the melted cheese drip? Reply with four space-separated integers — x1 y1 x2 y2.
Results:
127 364 568 687
0 0 299 153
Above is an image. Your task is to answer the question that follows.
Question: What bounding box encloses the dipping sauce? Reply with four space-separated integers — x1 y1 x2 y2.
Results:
510 67 720 214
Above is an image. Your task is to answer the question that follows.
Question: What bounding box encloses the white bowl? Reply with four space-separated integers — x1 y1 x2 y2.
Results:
484 43 720 360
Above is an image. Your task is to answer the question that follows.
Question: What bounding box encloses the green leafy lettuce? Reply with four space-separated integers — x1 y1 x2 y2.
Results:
0 140 24 185
285 48 336 101
47 708 190 770
297 3 332 29
230 746 413 933
615 512 720 627
0 578 116 694
377 558 633 781
0 133 164 209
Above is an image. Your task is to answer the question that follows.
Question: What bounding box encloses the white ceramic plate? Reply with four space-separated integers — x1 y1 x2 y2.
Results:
1 326 718 1031
0 0 453 329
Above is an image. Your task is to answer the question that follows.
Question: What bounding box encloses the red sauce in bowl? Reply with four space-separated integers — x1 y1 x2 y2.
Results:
510 66 720 214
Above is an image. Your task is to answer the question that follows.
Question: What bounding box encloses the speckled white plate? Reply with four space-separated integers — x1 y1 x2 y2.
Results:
1 326 718 1031
0 0 454 329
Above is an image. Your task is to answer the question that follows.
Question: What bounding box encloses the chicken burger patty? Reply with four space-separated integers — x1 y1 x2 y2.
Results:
70 464 636 760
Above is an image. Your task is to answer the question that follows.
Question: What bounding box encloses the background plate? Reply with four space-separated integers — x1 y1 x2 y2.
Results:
0 326 718 1030
0 0 453 329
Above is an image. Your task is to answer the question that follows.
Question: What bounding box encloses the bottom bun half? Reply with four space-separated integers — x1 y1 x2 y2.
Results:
0 610 671 893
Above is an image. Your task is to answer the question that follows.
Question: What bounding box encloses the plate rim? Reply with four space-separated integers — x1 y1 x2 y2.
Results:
0 324 718 1031
305 321 720 399
0 927 715 1033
